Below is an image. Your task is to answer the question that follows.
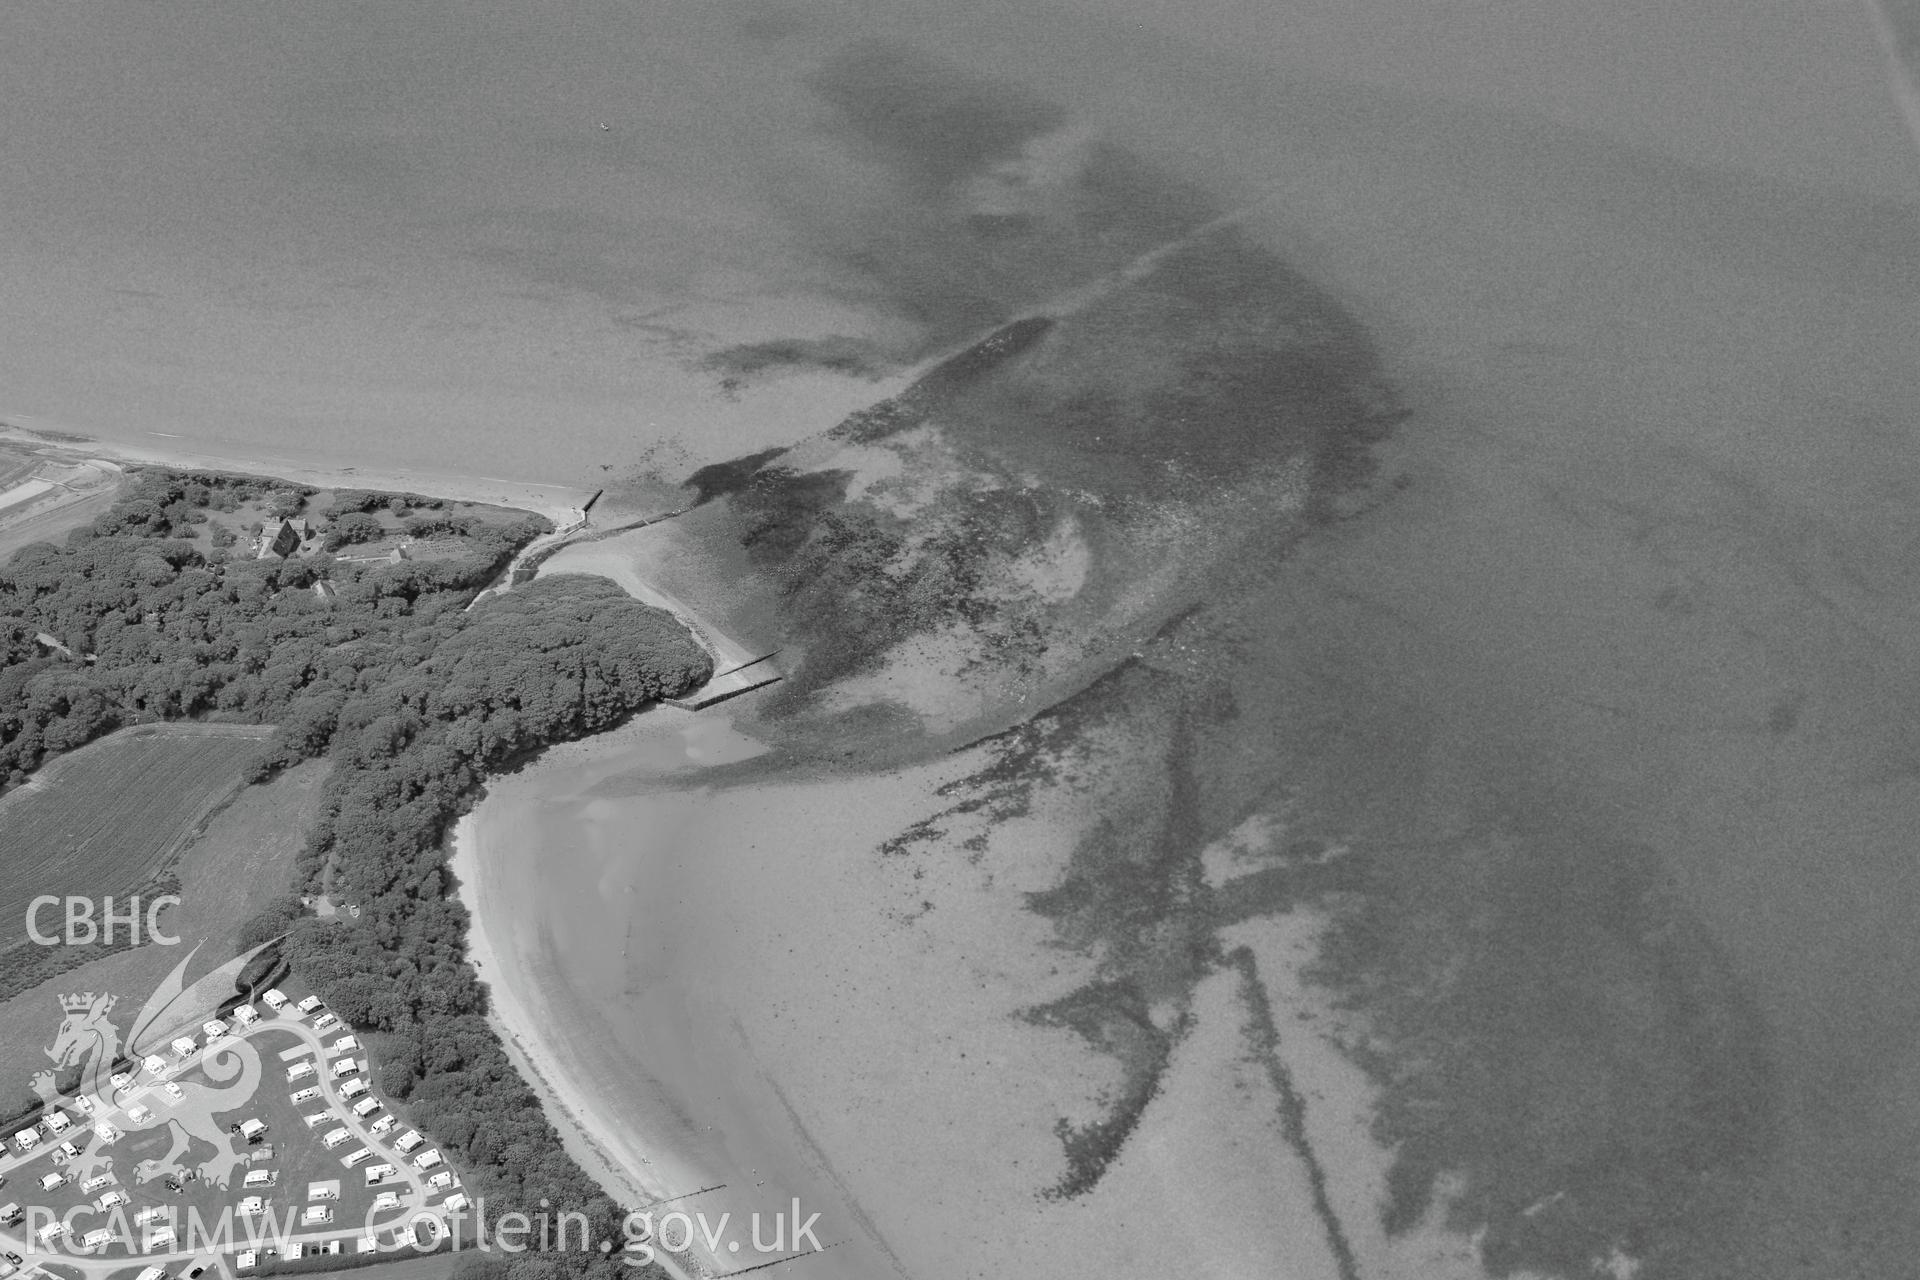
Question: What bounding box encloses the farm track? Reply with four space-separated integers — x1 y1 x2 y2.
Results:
0 726 273 947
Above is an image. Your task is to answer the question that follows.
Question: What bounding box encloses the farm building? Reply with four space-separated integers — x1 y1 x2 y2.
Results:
257 520 301 559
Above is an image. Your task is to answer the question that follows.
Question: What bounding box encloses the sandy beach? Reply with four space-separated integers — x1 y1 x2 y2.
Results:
0 421 594 528
449 714 1421 1280
10 0 1920 1274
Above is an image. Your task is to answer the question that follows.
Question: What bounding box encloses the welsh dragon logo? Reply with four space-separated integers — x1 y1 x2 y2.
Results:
31 942 275 1192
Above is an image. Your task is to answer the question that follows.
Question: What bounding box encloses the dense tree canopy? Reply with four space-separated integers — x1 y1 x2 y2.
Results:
0 469 709 1279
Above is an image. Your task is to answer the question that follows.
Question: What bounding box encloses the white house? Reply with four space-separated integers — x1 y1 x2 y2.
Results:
262 989 288 1010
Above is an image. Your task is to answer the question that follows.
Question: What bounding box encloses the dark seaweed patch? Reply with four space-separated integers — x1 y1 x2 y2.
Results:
829 317 1055 446
1024 979 1176 1200
682 446 789 507
730 465 852 561
697 336 887 391
807 40 1069 195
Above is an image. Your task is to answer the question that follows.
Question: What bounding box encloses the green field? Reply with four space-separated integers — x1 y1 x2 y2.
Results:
0 760 324 1119
0 726 272 948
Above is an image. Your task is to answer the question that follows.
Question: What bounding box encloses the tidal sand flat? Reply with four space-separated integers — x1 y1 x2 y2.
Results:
452 12 1920 1280
14 0 1918 1277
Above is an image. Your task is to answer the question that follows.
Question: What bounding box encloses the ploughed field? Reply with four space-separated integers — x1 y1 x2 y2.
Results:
0 728 270 948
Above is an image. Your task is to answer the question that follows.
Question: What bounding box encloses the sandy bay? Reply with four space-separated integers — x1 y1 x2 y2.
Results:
11 0 1920 1274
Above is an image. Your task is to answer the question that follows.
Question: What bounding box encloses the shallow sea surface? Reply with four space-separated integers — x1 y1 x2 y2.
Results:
15 2 1920 1276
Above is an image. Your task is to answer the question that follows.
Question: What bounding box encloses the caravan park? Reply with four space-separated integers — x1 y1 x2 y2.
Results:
0 986 461 1280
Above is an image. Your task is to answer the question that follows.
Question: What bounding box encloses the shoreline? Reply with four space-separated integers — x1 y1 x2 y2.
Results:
449 813 722 1280
0 419 594 529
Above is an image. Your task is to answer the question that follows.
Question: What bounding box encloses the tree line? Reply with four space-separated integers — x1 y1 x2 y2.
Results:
1 468 711 1279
